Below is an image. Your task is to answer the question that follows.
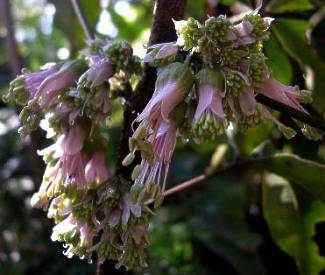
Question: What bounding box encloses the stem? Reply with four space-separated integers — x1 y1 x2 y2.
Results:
256 94 325 132
70 0 94 40
147 157 264 204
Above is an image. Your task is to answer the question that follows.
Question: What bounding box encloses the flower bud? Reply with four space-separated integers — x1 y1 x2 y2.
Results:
174 18 203 50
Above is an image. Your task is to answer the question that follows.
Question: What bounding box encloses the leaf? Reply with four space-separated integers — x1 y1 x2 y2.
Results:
264 33 292 85
190 176 265 275
256 154 325 203
271 19 325 117
263 174 325 275
266 0 315 14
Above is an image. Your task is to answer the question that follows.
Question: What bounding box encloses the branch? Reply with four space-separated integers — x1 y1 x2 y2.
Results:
0 0 44 182
256 94 325 132
70 0 94 40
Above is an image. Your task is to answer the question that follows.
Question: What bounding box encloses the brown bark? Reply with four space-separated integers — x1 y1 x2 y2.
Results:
96 0 187 274
0 0 44 182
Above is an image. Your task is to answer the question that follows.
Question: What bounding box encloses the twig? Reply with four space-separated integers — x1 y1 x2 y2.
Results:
256 94 325 132
70 0 94 40
146 159 251 205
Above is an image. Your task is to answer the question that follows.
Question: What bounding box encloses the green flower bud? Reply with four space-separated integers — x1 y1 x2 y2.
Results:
226 71 245 97
205 16 232 43
244 14 268 37
174 18 203 50
249 53 269 84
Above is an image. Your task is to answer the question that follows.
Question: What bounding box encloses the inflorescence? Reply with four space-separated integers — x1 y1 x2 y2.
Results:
4 6 322 270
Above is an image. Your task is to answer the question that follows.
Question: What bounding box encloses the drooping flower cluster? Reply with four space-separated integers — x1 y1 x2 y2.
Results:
5 38 151 268
4 5 323 271
124 7 322 205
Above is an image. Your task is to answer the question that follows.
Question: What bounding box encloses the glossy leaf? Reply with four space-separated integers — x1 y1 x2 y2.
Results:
263 174 325 275
264 33 293 85
257 154 325 203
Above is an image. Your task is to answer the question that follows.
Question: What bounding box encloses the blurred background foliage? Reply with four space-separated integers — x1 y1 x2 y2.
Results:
0 0 325 274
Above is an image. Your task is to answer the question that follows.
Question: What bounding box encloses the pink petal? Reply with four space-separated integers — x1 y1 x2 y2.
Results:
194 85 214 121
210 92 226 119
239 87 256 116
60 126 86 155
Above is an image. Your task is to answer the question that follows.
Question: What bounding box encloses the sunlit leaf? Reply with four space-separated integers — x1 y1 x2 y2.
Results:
257 154 325 203
266 0 315 13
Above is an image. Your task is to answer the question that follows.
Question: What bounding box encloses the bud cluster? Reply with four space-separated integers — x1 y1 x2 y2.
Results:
143 7 319 141
5 6 323 272
5 38 152 268
125 8 322 223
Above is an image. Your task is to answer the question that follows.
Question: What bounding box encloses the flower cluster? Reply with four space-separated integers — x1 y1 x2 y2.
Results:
124 8 322 205
5 38 151 268
5 6 323 271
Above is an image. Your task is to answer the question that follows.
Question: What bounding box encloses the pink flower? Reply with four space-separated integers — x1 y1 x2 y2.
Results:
60 126 86 155
136 62 194 134
85 151 108 184
79 60 114 88
257 78 307 113
194 84 225 122
23 66 58 99
51 214 77 242
60 153 87 189
31 61 86 108
233 16 273 47
120 193 142 225
34 126 87 200
135 121 178 189
239 87 256 116
79 222 96 246
193 68 229 139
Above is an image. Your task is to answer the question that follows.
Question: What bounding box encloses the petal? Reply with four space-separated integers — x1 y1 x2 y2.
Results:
210 91 226 119
194 85 214 121
60 126 86 155
239 87 256 116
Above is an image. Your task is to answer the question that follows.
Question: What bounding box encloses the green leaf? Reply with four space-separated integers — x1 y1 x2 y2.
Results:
266 0 315 14
271 19 325 117
263 174 325 275
191 176 265 275
264 33 292 85
257 154 325 203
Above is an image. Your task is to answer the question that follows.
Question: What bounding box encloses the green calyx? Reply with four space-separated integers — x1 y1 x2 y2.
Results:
196 68 224 89
156 62 195 91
